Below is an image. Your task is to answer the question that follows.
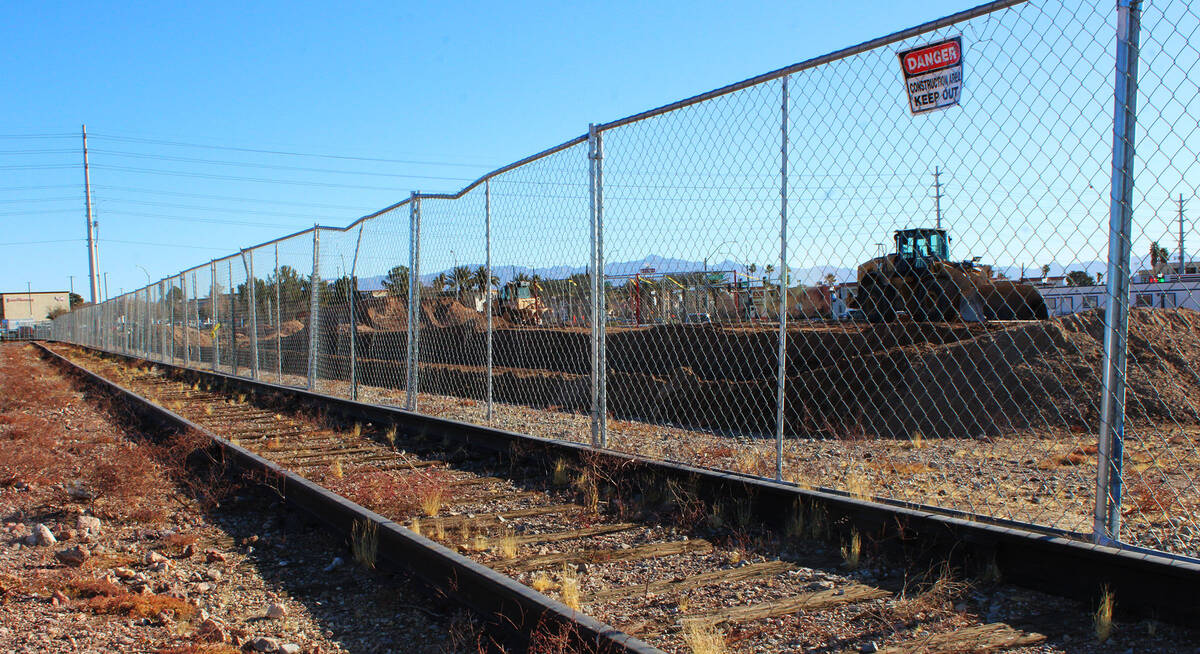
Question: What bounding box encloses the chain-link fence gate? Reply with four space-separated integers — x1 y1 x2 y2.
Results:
51 0 1200 562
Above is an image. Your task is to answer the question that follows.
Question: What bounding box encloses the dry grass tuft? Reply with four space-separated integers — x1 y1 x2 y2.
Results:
573 472 598 513
558 564 581 611
498 530 518 559
421 487 443 517
329 458 344 479
410 517 422 537
351 519 378 569
531 572 555 593
681 618 727 654
385 425 397 449
841 528 862 570
1095 586 1115 643
552 458 569 486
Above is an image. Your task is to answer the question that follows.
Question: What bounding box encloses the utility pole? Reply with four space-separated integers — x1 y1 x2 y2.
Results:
933 166 944 230
82 125 101 304
1179 193 1187 276
69 275 74 295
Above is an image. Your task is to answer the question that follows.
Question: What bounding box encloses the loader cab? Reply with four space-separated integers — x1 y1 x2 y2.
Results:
894 228 949 270
501 281 534 302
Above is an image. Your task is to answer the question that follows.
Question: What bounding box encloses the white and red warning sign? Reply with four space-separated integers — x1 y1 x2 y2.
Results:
898 37 962 114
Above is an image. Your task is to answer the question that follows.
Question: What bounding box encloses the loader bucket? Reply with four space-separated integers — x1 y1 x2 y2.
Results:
980 281 1049 320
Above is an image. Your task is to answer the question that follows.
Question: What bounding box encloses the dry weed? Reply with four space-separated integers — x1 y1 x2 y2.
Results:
1095 586 1114 642
351 519 378 569
421 488 443 517
681 618 727 654
558 564 581 611
841 529 862 570
531 572 555 593
498 530 518 559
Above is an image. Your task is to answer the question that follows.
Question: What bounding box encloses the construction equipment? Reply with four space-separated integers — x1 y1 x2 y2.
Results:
853 228 1048 322
496 280 548 325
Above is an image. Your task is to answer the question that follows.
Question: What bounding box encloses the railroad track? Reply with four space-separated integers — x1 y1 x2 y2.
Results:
38 343 1200 653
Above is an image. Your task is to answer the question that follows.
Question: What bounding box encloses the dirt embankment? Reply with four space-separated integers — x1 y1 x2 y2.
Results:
267 302 1200 440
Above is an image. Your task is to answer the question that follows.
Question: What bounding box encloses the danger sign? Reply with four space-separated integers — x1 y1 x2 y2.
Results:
898 37 962 114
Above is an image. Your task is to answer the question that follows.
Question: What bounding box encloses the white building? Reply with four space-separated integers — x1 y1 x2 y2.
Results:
1035 275 1200 316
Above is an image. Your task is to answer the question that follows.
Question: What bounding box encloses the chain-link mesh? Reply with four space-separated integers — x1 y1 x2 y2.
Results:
353 204 412 408
47 0 1200 561
486 144 592 439
414 190 490 422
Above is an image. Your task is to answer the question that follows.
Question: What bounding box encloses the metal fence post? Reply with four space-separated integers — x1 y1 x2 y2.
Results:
159 280 167 361
244 249 259 380
775 75 790 483
191 274 200 366
405 194 422 411
589 124 607 448
485 180 494 422
229 259 238 376
307 228 321 391
211 262 220 371
167 280 176 363
182 275 190 366
1095 0 1142 546
274 243 282 383
349 225 364 401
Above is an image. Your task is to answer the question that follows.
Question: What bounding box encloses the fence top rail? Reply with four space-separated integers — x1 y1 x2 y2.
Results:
596 0 1025 131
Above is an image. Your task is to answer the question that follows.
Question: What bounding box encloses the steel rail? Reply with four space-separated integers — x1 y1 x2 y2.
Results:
36 342 662 654
43 341 1200 626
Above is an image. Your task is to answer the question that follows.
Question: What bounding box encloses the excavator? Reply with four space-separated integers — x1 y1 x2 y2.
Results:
853 228 1048 322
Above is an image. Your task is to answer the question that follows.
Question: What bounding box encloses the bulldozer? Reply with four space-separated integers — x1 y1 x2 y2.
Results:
495 280 549 325
853 228 1048 322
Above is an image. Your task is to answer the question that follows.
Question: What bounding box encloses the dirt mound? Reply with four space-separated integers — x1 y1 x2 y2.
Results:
169 326 213 348
421 297 488 330
798 307 1200 438
365 296 408 330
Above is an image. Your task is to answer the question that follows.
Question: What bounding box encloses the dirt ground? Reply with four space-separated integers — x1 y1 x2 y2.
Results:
0 344 480 653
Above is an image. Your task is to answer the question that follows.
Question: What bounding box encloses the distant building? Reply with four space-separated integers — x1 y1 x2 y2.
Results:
1036 276 1200 316
0 290 69 322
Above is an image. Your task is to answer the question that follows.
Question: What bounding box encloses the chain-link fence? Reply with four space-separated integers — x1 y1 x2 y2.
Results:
51 0 1200 561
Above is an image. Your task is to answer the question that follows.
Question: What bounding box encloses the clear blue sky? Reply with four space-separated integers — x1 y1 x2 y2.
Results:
2 0 1195 301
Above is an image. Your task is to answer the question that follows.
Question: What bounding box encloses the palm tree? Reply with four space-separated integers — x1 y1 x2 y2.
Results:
473 265 498 291
381 265 410 298
450 266 474 303
432 272 449 294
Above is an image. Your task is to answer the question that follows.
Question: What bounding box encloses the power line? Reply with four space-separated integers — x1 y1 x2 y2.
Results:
0 238 82 246
90 148 488 178
96 198 349 221
90 164 469 189
100 238 238 251
93 184 370 210
89 132 496 168
97 209 304 229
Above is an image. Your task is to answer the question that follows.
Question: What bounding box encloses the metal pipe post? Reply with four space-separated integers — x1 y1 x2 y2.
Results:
245 250 259 380
275 243 282 382
485 180 495 422
588 124 607 448
158 280 167 361
211 262 220 371
1095 0 1142 545
405 195 423 411
307 228 321 391
191 273 200 366
168 279 176 363
349 225 364 401
229 260 238 376
182 275 190 366
775 75 790 483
